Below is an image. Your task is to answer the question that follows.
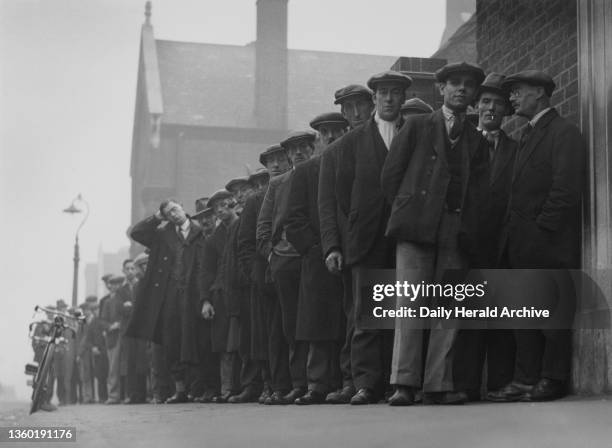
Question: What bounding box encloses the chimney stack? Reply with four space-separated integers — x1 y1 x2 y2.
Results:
255 0 288 129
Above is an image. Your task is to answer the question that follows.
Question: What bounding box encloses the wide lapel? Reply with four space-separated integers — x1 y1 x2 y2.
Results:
513 109 557 183
491 132 515 186
429 109 447 165
459 123 481 203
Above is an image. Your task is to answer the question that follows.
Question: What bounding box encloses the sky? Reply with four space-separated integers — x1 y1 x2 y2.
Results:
0 0 447 399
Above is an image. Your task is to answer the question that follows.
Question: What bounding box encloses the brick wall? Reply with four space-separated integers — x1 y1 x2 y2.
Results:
476 0 578 136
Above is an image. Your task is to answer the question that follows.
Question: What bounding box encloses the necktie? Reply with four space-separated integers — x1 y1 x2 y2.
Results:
448 112 464 141
483 131 498 162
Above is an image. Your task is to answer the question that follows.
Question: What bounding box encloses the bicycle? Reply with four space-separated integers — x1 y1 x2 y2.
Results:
25 305 84 414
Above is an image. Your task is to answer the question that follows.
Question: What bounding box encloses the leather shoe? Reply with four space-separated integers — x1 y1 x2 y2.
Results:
487 382 533 402
524 378 566 402
211 392 233 403
258 388 272 404
325 386 355 404
228 388 259 403
39 402 57 412
264 391 289 405
388 386 415 406
295 390 326 405
283 388 306 403
350 388 379 405
165 392 189 404
423 391 468 405
194 390 217 403
104 398 121 405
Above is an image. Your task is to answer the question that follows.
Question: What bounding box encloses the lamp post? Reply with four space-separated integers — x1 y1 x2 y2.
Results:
63 194 89 308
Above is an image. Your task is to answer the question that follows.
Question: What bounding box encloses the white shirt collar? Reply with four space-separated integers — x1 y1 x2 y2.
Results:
529 107 552 127
374 112 400 150
178 219 190 232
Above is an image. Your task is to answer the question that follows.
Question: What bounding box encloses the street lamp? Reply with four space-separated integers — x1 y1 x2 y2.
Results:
63 194 89 308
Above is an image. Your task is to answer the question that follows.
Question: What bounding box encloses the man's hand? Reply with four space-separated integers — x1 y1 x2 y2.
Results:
109 321 120 331
92 347 101 356
325 250 343 274
201 301 215 320
154 210 164 221
123 301 133 308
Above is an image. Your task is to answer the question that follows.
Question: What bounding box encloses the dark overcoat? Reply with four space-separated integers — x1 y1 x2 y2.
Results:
286 156 343 341
237 190 271 360
500 108 585 269
319 116 395 267
120 281 150 376
126 215 204 365
381 109 490 263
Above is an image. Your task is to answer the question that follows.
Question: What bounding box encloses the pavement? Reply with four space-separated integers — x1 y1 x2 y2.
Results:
1 397 611 448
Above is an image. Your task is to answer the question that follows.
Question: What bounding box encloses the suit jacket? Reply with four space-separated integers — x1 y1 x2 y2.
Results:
126 216 205 349
237 190 267 285
381 109 489 261
319 116 396 266
501 108 585 268
256 169 296 260
285 156 343 340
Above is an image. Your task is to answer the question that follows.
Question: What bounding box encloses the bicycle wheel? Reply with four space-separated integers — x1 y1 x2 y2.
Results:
30 342 55 414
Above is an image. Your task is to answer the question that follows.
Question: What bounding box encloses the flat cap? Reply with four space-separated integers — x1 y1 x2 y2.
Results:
248 168 270 184
334 84 373 105
85 295 98 303
108 275 125 285
192 197 213 220
309 112 349 131
101 273 113 282
367 71 413 90
206 189 233 209
280 131 316 149
501 70 556 97
435 62 485 85
476 72 513 114
401 97 434 114
133 252 149 266
225 177 250 192
259 144 286 166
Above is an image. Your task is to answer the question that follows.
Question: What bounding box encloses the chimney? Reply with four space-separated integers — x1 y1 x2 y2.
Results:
255 0 288 129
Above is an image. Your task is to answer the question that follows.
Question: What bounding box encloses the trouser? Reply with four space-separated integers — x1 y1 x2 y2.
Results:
151 343 173 400
92 350 108 402
266 291 292 392
306 341 337 393
79 351 94 403
272 256 308 390
390 210 467 392
190 320 220 397
339 269 354 389
514 329 572 384
106 340 121 401
220 352 241 395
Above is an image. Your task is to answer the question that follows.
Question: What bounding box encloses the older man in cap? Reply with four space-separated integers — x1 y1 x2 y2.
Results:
284 117 348 404
487 70 586 402
127 199 205 404
400 97 434 121
319 71 411 405
239 145 291 404
317 84 374 404
310 112 349 153
257 132 316 404
192 197 216 238
382 61 489 405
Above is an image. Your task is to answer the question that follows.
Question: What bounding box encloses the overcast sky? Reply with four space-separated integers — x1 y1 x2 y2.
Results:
0 0 446 398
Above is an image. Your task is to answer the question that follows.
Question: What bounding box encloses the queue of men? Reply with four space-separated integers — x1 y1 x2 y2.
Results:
35 61 585 409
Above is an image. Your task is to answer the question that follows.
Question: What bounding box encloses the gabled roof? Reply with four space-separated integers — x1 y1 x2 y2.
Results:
431 13 477 63
151 39 397 130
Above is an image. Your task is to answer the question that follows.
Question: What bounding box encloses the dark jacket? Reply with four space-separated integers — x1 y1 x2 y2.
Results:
319 116 396 266
126 216 204 353
381 109 490 262
286 156 343 341
501 108 585 268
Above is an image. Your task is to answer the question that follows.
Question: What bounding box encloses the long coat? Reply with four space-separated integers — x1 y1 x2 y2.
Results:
120 281 150 376
500 108 585 269
238 190 271 360
286 156 343 341
318 116 396 267
381 109 490 263
126 215 204 364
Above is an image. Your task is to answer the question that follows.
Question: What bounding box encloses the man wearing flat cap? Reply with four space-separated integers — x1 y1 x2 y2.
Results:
489 70 586 402
317 84 375 403
257 132 316 404
127 199 205 404
310 112 349 153
318 70 411 405
238 145 291 404
382 61 489 405
282 116 347 404
192 197 216 238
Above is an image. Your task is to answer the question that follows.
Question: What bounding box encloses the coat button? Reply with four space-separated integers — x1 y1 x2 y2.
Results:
421 190 427 195
431 155 437 160
154 283 159 287
163 256 168 261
